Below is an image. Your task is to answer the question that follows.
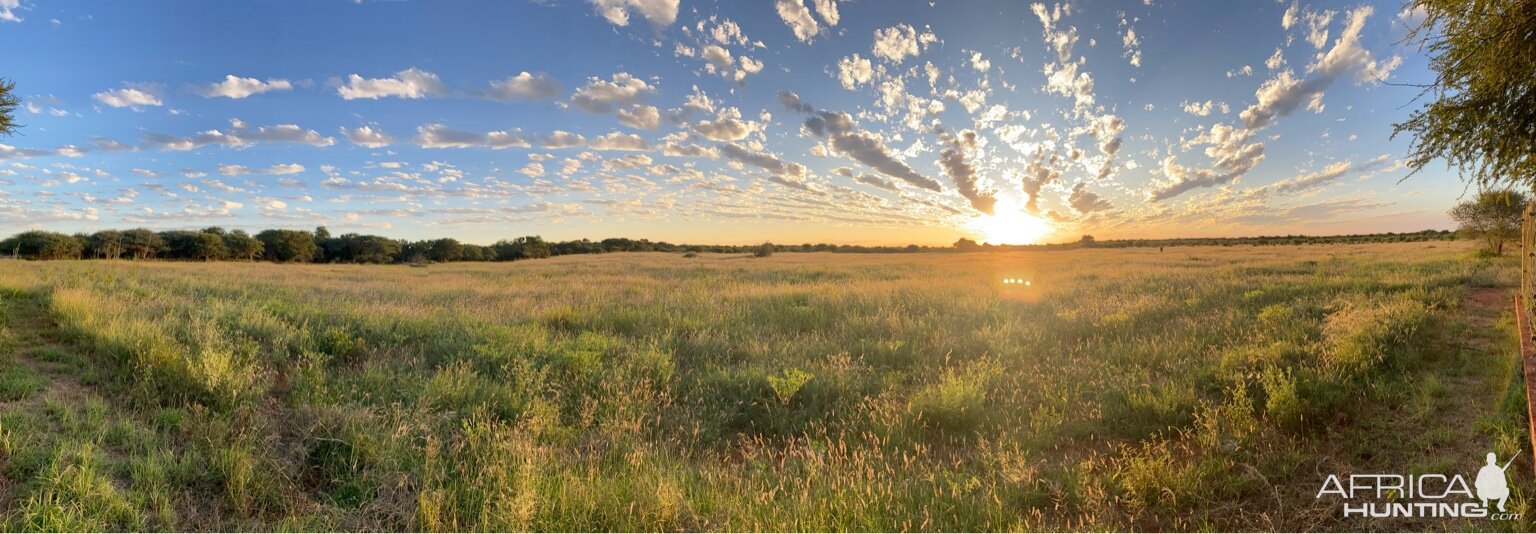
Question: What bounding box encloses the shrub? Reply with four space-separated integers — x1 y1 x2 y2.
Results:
752 242 775 258
910 369 988 433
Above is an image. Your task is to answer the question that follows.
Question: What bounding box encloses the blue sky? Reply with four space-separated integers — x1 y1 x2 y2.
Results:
0 0 1460 245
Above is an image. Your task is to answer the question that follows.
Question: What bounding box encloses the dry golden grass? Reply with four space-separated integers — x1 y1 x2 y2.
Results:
0 241 1528 531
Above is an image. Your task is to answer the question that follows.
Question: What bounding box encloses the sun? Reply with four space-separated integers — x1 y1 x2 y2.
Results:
966 198 1052 245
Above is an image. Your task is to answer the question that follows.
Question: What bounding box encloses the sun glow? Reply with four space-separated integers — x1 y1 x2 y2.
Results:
967 198 1053 245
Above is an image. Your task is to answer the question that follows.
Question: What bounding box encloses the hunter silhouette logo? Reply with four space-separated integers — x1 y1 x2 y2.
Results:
1316 450 1522 520
1477 452 1516 512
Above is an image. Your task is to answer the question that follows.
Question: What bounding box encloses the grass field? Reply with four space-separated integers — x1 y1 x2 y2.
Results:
0 242 1530 531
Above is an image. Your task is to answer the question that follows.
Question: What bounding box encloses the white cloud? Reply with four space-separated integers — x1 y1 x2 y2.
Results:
0 0 22 22
93 85 163 109
836 54 875 90
970 52 991 72
198 75 293 99
775 0 821 42
1240 6 1399 130
693 108 760 141
143 119 335 150
570 72 655 113
1180 100 1228 116
543 130 587 149
813 0 839 26
617 105 661 129
218 163 305 176
415 124 534 149
484 71 562 101
872 24 938 64
337 68 447 100
588 0 678 27
343 126 394 148
590 131 651 151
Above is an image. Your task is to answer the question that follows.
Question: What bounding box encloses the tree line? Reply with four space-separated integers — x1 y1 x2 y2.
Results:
0 227 924 263
0 226 1465 263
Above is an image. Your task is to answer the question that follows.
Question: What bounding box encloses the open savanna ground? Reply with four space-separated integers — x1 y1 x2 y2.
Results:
0 242 1530 531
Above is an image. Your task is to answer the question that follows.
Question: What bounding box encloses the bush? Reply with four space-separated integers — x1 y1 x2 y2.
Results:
910 369 989 433
752 242 774 258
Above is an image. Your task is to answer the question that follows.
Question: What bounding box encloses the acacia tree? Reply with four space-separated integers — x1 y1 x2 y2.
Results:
1448 190 1528 255
0 78 18 137
1394 0 1536 190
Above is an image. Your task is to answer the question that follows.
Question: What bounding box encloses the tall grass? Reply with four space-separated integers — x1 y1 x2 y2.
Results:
0 242 1514 530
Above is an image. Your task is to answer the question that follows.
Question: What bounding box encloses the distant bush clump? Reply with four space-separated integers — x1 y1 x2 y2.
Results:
753 242 775 258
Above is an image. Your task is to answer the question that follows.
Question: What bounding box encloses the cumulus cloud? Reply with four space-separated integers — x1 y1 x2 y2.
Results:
570 72 655 114
218 163 305 176
1120 18 1141 67
1148 124 1265 201
872 24 938 63
719 142 807 182
590 131 651 151
0 0 23 22
337 68 447 100
414 124 534 149
588 0 678 27
542 130 587 149
690 44 765 83
776 91 815 113
775 0 821 42
343 126 394 148
831 54 876 91
197 75 293 99
1069 182 1113 213
143 119 335 151
483 72 562 101
692 107 759 141
812 0 839 26
803 110 944 192
1180 100 1228 116
1239 6 1400 130
1247 154 1396 197
93 84 163 109
617 105 661 129
938 130 996 214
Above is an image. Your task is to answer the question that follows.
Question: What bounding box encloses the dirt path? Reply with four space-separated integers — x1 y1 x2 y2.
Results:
1305 285 1531 532
0 287 171 530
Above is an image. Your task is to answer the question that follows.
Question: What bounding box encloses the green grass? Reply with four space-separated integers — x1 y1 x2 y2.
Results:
0 241 1526 531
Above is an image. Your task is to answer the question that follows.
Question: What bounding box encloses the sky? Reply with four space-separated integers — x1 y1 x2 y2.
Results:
0 0 1462 246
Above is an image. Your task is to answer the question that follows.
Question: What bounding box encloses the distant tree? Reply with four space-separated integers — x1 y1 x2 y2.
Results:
492 236 551 260
256 229 319 263
192 232 228 261
122 228 165 260
0 231 83 260
87 230 126 259
1394 0 1536 190
953 237 980 250
223 230 264 261
0 78 19 137
426 238 463 262
753 241 775 258
460 244 486 261
1448 190 1528 255
1079 235 1097 247
338 234 401 264
158 230 201 259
